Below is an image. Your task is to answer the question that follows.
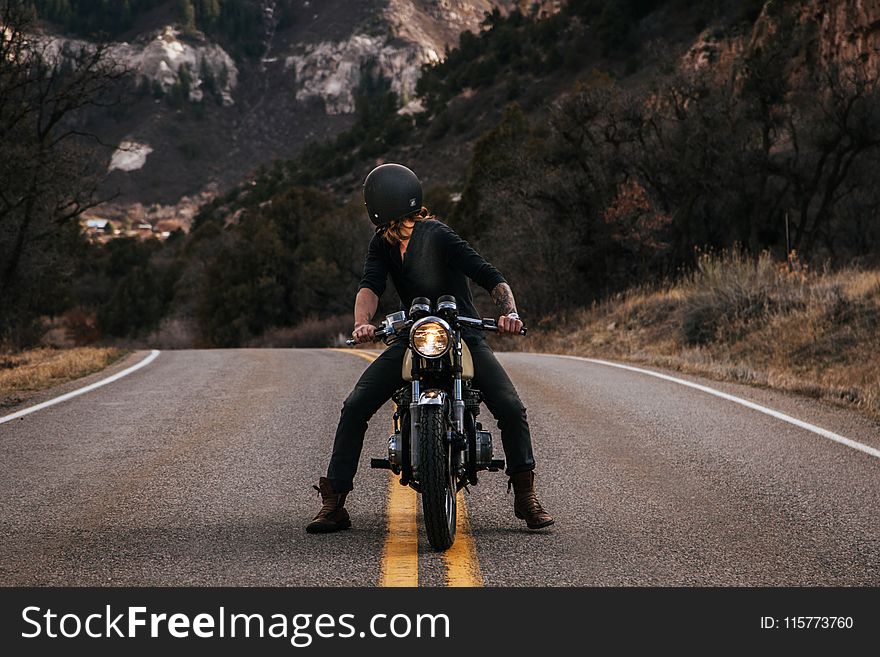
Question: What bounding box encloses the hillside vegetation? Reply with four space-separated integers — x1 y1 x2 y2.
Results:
529 252 880 420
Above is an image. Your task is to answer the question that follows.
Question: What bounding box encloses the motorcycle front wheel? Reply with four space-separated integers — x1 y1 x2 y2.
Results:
418 404 457 550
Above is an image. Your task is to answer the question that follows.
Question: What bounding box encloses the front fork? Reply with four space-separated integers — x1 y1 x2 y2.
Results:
451 329 465 435
451 330 466 477
409 349 421 475
408 330 466 477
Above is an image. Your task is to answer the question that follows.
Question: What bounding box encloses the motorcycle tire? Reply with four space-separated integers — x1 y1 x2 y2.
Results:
418 404 457 550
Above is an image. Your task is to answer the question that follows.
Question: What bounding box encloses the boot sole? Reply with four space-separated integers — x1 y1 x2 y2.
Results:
525 518 554 530
306 519 352 534
515 511 555 530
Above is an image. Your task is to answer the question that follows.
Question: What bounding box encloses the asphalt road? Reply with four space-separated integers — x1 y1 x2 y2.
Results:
1 348 878 586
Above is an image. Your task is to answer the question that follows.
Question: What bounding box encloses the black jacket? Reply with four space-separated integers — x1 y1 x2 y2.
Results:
358 219 506 318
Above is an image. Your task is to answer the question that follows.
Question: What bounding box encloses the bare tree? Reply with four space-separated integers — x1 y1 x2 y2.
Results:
781 62 880 256
0 0 127 344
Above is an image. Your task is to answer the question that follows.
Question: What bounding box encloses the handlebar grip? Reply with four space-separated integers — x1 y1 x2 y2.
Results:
482 318 528 335
346 327 388 347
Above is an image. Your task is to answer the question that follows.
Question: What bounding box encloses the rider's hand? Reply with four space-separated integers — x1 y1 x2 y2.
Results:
498 313 523 335
352 323 376 344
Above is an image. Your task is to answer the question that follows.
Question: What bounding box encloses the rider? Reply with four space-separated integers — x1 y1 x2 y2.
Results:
307 163 553 534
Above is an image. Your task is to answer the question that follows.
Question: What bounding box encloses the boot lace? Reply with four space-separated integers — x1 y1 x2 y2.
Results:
508 478 544 515
520 490 544 515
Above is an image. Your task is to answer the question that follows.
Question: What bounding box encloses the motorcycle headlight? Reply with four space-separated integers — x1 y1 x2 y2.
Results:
410 317 452 358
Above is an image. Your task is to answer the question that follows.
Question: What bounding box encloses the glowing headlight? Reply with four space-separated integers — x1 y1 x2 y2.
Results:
411 318 452 358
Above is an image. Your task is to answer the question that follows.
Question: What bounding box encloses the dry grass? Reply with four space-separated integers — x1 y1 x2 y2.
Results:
520 252 880 421
0 347 126 408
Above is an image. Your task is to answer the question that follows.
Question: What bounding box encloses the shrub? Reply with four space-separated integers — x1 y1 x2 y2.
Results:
680 250 808 345
145 317 198 349
245 315 353 348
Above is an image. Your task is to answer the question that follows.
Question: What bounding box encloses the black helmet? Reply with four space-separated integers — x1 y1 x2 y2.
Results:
363 163 422 227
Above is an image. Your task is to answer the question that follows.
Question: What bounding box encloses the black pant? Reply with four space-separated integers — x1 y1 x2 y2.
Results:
327 332 536 493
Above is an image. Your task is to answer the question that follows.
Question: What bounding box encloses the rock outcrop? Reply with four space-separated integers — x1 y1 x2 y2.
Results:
43 26 238 105
683 1 880 80
287 0 524 114
119 27 239 105
809 0 880 76
285 33 439 114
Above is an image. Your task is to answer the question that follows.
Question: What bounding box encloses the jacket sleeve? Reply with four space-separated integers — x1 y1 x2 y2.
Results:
440 222 507 292
357 233 388 297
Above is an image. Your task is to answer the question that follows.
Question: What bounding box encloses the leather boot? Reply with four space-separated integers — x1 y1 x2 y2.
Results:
508 471 554 529
306 477 351 533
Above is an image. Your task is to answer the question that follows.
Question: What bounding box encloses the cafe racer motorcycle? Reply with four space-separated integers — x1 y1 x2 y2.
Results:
346 294 527 551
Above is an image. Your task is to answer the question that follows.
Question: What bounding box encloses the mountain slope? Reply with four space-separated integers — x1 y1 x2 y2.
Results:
32 0 524 209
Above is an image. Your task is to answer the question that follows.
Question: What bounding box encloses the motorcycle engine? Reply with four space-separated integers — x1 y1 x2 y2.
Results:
475 430 493 469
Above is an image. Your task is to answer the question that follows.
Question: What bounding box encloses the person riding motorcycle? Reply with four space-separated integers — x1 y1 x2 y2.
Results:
307 163 553 534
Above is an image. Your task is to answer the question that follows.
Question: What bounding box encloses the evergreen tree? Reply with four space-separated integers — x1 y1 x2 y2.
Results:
178 0 196 34
167 65 192 108
200 55 217 99
198 0 220 27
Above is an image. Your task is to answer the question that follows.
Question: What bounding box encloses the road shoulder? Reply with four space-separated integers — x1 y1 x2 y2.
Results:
0 349 147 417
508 351 880 454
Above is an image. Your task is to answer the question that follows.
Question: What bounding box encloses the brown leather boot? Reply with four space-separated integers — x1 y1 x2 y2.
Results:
509 471 554 529
306 477 351 534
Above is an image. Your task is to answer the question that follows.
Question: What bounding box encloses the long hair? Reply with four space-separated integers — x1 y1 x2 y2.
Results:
382 206 436 245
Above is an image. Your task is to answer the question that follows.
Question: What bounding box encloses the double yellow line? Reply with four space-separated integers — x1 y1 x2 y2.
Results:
336 349 483 587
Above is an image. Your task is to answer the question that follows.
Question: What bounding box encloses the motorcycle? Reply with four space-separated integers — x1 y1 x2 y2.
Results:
346 294 527 550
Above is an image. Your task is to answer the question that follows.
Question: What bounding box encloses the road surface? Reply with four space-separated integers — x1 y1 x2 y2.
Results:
1 348 878 586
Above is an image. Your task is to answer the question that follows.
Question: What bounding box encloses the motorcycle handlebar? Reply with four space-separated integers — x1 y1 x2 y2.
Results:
345 327 389 346
345 317 527 346
470 317 527 336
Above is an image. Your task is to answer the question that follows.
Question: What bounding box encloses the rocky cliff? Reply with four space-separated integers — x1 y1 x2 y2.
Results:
42 1 878 219
284 1 528 114
37 1 523 210
684 0 880 79
810 0 880 74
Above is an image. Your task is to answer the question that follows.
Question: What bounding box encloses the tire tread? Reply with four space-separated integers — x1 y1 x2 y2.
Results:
419 405 456 550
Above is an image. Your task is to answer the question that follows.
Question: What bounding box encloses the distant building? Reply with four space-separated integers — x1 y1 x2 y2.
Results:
85 218 112 232
83 217 116 243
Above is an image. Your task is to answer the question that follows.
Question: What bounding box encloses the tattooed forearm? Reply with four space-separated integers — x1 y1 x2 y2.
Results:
491 282 517 316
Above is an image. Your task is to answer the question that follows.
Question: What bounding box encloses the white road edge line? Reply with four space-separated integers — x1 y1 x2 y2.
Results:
549 354 880 461
0 350 161 426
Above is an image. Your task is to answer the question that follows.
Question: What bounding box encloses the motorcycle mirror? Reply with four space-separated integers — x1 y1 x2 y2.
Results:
384 310 408 332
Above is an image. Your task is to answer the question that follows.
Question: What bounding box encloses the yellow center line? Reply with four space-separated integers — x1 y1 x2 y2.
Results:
378 473 419 587
443 492 484 587
330 347 483 587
